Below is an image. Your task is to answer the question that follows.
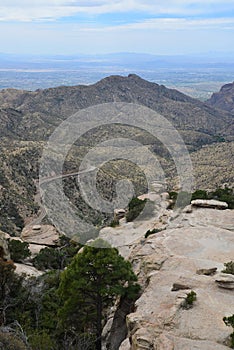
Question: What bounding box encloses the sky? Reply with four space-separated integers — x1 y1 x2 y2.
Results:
0 0 233 56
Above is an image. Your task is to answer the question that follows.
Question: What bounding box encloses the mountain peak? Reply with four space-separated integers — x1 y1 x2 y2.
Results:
206 81 234 114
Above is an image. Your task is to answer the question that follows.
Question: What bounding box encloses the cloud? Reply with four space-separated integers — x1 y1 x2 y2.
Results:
72 16 234 33
0 0 233 21
0 15 233 55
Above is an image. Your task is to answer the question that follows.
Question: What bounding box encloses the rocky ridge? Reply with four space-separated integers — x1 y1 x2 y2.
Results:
207 82 234 114
101 196 234 349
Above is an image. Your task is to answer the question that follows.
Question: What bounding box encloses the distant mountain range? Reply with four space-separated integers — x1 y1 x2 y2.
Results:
0 74 233 234
1 52 234 98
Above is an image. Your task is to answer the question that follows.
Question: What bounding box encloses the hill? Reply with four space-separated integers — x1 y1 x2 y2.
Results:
206 82 234 114
0 74 233 145
0 74 233 234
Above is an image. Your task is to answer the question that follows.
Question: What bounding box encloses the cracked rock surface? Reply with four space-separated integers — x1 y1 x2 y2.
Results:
117 206 234 349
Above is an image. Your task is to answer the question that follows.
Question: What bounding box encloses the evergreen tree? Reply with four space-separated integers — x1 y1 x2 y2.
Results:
58 239 140 350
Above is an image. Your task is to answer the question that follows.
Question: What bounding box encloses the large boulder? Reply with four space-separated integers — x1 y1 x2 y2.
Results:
21 224 60 246
215 273 234 290
191 199 228 209
14 263 43 278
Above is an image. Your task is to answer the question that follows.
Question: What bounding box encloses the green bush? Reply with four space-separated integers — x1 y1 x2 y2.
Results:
33 237 80 271
223 315 234 348
126 197 146 222
192 190 209 200
210 188 234 209
222 261 234 275
169 191 178 201
33 247 65 271
169 187 234 209
28 330 56 350
126 197 155 222
8 240 31 262
183 291 197 309
110 218 120 227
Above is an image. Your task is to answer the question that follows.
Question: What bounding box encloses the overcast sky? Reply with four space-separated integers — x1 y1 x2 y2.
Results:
0 0 233 55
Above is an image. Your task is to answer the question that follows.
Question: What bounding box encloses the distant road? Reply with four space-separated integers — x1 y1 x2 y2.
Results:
39 166 96 184
26 167 96 227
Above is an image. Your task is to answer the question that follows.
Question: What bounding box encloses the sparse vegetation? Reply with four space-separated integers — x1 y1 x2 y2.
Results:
110 218 120 227
169 187 234 209
33 236 80 271
223 315 234 348
126 197 155 222
183 291 197 309
210 188 234 209
222 261 234 275
8 240 31 262
126 197 146 222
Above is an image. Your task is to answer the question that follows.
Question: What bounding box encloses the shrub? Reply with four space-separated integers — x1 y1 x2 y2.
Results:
28 330 56 350
223 315 234 348
33 237 80 271
33 247 65 271
169 187 234 209
183 291 197 309
222 261 234 275
191 190 209 200
126 197 146 222
8 240 31 262
126 197 155 222
110 218 120 227
169 191 178 201
209 187 234 209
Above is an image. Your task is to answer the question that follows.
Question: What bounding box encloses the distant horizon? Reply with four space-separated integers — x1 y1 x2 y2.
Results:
1 51 234 58
0 1 233 56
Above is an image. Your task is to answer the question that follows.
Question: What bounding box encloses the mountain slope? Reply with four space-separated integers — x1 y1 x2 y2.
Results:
0 75 233 234
206 81 234 114
0 74 233 146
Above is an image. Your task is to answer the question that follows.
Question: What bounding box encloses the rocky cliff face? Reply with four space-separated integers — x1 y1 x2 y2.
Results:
206 82 234 114
103 201 234 349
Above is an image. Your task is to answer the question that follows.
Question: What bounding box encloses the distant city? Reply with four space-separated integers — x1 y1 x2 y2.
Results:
0 52 234 100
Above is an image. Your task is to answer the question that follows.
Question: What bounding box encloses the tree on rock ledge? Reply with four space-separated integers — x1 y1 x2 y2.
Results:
58 239 140 350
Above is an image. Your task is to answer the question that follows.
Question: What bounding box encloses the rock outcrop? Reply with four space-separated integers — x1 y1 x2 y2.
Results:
206 81 234 114
106 204 234 349
191 199 228 209
21 224 60 246
14 263 43 278
215 273 234 290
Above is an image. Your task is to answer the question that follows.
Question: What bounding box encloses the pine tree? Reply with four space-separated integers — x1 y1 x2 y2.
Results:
58 239 140 350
